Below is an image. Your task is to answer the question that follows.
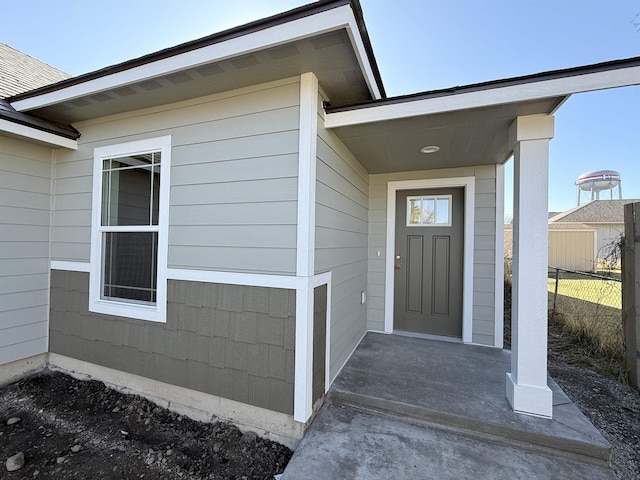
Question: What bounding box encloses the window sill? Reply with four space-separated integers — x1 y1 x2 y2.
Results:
89 298 165 323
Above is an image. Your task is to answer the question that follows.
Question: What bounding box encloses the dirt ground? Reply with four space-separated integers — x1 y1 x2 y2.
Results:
0 372 292 479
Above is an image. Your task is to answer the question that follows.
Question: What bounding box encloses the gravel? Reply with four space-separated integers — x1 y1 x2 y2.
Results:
548 323 640 480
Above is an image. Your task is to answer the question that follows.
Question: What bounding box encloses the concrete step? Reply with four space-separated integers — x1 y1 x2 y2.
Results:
328 385 610 466
282 403 617 480
328 333 611 466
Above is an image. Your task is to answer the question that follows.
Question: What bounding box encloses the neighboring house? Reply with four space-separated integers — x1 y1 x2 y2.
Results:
504 222 598 272
548 199 636 269
1 0 639 443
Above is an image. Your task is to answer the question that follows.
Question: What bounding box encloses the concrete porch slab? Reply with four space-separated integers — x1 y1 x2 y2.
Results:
329 332 611 463
282 332 616 479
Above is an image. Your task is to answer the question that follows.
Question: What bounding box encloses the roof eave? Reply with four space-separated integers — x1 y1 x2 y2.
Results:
0 117 78 149
324 55 640 129
8 0 385 112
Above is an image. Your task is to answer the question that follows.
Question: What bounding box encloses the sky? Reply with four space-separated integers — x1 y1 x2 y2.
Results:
3 0 640 217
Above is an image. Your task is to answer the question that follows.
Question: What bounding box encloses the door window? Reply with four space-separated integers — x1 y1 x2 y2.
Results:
406 195 451 226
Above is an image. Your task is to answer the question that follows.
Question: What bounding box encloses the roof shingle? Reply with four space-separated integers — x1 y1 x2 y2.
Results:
548 200 640 224
0 42 70 99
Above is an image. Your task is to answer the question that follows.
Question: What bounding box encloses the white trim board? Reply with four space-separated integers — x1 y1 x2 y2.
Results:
50 261 91 272
296 72 319 277
12 5 381 112
0 119 77 149
325 65 640 129
384 177 475 344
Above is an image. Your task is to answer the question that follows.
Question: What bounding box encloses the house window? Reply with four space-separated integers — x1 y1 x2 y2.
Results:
90 136 171 322
407 195 452 226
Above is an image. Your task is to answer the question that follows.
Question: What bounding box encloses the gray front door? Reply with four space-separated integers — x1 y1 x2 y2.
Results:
394 188 464 337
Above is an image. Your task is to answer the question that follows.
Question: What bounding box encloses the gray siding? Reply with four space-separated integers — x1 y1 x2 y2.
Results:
315 97 369 379
0 137 52 364
368 165 498 346
52 78 300 274
49 270 296 415
312 284 327 404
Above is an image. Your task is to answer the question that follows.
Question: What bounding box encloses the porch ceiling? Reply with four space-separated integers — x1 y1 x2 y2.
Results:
328 96 563 173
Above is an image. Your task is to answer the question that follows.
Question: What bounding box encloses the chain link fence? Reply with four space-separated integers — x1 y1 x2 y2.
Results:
503 257 623 358
547 266 622 358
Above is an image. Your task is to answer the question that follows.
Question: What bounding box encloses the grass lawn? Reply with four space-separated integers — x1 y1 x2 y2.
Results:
547 272 623 358
547 276 621 310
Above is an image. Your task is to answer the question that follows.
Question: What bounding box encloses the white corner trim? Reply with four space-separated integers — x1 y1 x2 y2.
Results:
50 261 91 273
494 164 505 349
325 65 640 129
0 119 77 149
296 73 319 277
294 284 314 423
89 136 172 323
12 6 357 112
384 177 475 344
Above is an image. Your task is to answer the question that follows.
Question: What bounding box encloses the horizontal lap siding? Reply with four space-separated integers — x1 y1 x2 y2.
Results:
52 78 300 274
0 137 51 364
367 165 498 346
472 166 497 346
315 98 369 379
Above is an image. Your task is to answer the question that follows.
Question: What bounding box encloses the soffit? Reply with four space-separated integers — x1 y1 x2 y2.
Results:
20 30 370 124
330 97 562 173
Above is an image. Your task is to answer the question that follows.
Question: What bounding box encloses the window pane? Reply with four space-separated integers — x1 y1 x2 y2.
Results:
409 198 422 224
101 156 161 226
102 232 157 303
422 198 435 224
151 165 160 225
436 198 450 224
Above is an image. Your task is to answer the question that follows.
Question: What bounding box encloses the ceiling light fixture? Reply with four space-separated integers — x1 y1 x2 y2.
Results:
420 145 440 154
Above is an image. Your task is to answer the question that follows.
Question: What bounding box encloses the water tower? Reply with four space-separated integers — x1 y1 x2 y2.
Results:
575 170 622 206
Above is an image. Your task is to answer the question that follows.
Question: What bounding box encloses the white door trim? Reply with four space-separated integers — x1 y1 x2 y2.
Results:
385 177 475 343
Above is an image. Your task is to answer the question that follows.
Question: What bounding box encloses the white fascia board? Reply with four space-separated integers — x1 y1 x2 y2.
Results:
344 8 382 100
12 5 368 112
0 119 77 149
325 65 640 128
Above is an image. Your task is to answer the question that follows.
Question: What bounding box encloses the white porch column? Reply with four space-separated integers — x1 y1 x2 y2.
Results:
506 114 554 418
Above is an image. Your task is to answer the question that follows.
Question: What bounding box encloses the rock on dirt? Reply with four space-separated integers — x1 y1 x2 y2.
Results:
5 451 25 472
0 372 292 479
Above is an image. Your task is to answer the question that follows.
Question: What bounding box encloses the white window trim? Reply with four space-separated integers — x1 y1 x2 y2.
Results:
89 136 171 323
